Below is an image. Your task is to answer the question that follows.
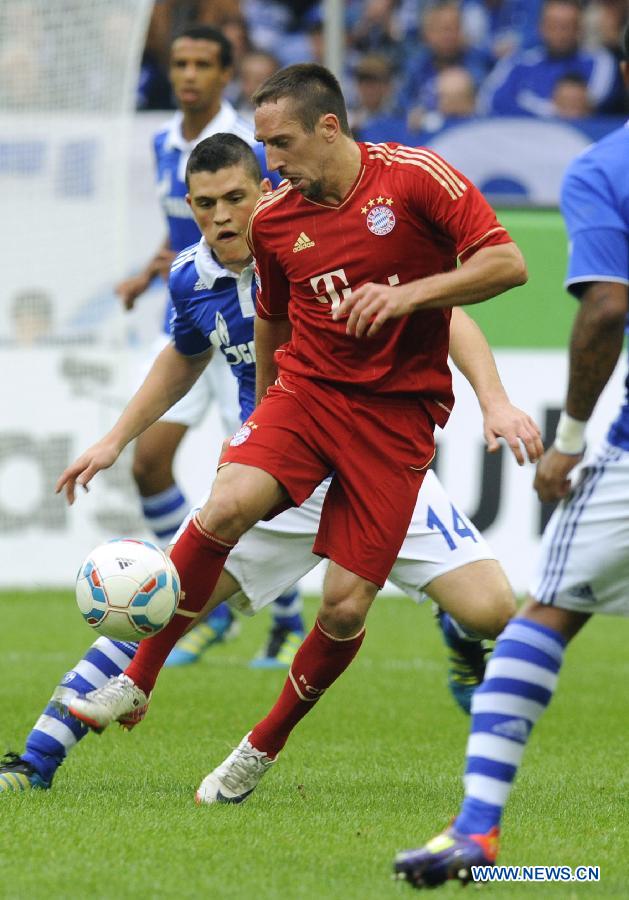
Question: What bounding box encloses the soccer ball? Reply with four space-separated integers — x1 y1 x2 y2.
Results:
75 539 180 642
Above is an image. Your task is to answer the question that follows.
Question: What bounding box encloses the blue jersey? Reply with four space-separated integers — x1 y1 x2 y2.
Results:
478 45 622 117
153 101 277 333
560 120 629 450
169 239 257 423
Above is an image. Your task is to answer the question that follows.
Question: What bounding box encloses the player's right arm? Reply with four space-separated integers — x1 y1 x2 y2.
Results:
115 237 177 310
55 343 211 504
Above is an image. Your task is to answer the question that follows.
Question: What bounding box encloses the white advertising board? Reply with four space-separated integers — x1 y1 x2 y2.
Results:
1 346 625 595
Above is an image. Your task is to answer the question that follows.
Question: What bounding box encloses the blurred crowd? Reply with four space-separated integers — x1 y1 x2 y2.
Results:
138 0 629 133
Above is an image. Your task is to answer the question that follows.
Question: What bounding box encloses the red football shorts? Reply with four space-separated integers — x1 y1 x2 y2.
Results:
220 375 436 587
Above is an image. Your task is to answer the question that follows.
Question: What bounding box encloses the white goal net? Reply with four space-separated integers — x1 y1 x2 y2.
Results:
0 0 154 586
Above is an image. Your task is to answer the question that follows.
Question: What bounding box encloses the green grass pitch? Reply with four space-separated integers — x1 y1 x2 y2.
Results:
1 591 628 899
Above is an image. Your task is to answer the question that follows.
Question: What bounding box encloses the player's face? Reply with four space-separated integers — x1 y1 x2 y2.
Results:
255 98 331 201
186 164 263 271
170 38 231 113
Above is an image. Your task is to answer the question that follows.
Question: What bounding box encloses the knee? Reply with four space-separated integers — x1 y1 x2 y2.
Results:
196 486 253 541
319 587 369 638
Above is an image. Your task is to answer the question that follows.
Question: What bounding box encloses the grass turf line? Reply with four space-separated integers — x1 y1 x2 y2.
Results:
0 591 628 899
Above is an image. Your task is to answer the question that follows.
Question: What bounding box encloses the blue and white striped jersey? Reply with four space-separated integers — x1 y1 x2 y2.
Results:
560 120 629 450
169 238 257 423
153 100 276 333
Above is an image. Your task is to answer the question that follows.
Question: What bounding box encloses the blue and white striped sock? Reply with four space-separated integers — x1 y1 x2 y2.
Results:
141 484 188 548
270 588 304 634
21 637 138 784
454 617 566 835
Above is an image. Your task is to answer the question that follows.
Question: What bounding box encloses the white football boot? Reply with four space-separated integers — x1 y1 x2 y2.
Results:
196 732 277 804
68 674 150 733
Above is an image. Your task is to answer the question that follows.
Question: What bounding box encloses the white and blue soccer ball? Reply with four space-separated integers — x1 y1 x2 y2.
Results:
75 539 180 642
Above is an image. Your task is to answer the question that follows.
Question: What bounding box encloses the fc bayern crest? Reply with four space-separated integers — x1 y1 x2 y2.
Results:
230 424 252 446
366 204 396 236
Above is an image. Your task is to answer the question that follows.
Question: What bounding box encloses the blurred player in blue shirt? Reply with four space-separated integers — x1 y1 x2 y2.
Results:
399 2 491 128
115 25 301 667
479 0 623 117
396 26 629 888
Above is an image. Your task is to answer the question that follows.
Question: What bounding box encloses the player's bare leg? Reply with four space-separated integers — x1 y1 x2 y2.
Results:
426 560 515 713
132 420 187 498
426 560 514 638
68 464 287 731
196 562 376 804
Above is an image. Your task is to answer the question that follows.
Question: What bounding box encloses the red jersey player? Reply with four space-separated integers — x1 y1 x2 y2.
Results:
59 65 527 800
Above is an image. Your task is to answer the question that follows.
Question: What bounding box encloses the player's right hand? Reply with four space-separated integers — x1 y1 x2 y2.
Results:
115 272 152 310
533 445 583 503
55 440 122 505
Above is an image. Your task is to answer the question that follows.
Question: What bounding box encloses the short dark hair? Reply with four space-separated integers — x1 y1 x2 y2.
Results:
623 22 629 61
172 25 233 69
185 133 262 187
252 63 351 136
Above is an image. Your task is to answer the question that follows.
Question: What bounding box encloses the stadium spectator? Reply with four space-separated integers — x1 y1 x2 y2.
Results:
9 289 54 346
399 2 491 129
240 0 320 66
348 0 406 70
406 65 478 134
552 72 593 117
586 0 628 62
0 39 43 109
232 50 281 123
395 25 629 887
221 15 255 77
348 53 399 133
436 64 479 116
460 0 544 61
304 17 326 65
478 0 624 116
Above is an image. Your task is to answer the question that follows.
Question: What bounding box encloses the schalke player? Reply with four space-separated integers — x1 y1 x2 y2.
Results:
59 64 530 803
118 23 305 667
1 135 540 794
394 27 629 889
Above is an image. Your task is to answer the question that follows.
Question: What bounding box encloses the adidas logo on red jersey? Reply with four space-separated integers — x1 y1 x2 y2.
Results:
293 232 315 253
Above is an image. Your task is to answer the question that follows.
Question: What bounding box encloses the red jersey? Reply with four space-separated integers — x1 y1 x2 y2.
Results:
249 142 512 426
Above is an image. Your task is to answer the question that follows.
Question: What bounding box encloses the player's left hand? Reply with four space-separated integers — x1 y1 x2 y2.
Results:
533 445 583 502
483 400 544 465
332 282 415 338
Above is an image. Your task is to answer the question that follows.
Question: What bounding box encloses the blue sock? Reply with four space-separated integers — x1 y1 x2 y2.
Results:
206 602 233 632
454 617 566 835
440 611 482 644
270 588 304 633
141 484 188 548
22 637 138 783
